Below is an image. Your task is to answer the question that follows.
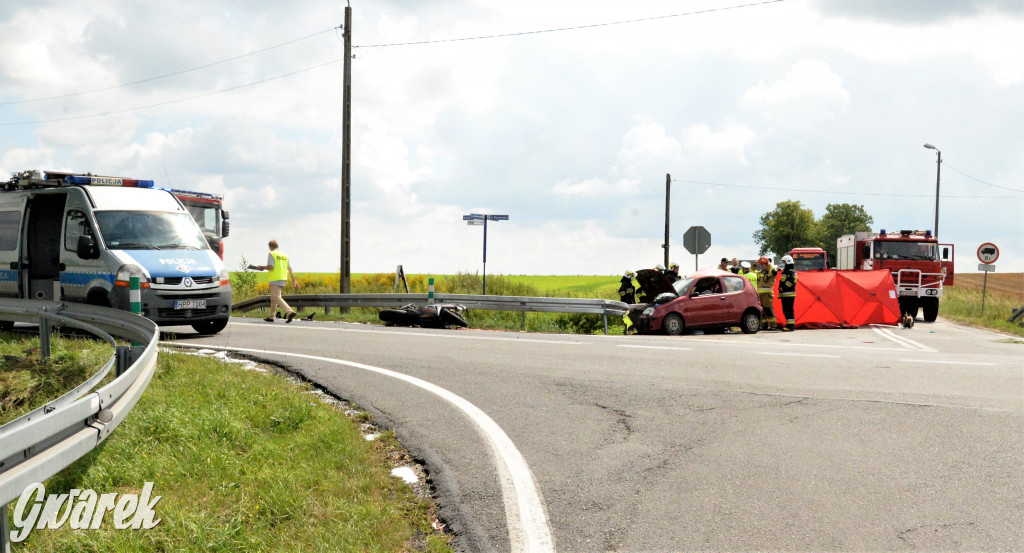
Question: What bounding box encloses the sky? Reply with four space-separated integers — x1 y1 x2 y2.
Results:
1 0 1021 277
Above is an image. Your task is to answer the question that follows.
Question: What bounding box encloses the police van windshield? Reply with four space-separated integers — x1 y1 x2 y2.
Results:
874 241 936 261
94 211 209 250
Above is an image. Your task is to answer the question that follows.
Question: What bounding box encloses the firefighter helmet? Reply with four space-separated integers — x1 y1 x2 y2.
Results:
757 256 770 265
781 255 794 265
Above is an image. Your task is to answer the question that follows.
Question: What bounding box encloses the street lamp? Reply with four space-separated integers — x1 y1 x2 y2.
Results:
923 143 941 238
462 213 509 295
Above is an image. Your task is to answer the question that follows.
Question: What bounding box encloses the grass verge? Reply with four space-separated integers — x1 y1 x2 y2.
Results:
940 274 1024 337
0 331 114 425
6 349 451 553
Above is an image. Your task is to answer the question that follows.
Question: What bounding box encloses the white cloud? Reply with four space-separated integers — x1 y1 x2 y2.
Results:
741 59 850 122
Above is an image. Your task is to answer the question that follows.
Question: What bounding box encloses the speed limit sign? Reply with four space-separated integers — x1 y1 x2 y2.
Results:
977 243 999 264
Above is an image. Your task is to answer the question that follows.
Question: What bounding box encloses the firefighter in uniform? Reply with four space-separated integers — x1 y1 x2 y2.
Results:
618 271 637 304
666 262 681 283
778 255 798 331
755 256 779 330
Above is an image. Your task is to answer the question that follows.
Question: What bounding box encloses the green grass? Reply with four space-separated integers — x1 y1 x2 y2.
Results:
940 281 1024 337
0 332 114 425
5 350 451 552
230 271 627 335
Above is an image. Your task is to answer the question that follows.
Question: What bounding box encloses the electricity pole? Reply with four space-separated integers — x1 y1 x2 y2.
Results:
340 5 352 295
663 173 671 268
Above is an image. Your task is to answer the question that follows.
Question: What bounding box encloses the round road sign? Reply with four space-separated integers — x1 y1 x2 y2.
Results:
977 243 999 264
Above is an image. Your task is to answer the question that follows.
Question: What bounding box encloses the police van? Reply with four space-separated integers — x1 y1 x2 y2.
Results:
0 170 232 334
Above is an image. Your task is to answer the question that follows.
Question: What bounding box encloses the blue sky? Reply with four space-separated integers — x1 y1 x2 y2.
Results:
1 0 1021 275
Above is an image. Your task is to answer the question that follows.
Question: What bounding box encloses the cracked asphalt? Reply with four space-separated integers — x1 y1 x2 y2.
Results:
175 317 1024 552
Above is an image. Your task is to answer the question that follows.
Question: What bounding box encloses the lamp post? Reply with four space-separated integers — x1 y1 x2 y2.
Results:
463 213 509 295
923 143 941 237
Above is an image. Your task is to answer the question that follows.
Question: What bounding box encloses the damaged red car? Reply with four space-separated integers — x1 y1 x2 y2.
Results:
627 268 763 335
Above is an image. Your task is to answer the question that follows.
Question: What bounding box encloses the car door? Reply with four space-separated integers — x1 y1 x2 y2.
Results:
681 276 728 326
720 275 750 323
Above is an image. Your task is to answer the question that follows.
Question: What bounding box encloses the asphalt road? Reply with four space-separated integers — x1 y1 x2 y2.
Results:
169 317 1024 552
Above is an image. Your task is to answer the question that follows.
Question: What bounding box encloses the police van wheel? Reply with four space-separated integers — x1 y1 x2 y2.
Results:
192 319 229 335
662 313 684 336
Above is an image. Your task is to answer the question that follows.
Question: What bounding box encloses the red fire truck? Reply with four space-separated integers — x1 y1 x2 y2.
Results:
171 189 229 259
836 229 954 322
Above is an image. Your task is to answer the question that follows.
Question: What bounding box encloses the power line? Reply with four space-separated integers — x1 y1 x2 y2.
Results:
676 179 1023 199
0 58 345 126
0 26 339 107
354 0 786 48
944 163 1023 193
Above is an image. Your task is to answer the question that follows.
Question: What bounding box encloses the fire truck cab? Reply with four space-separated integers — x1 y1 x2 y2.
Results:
172 189 229 259
786 247 827 271
836 229 954 322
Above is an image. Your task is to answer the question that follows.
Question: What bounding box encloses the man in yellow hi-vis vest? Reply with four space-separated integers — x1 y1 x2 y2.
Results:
254 240 300 322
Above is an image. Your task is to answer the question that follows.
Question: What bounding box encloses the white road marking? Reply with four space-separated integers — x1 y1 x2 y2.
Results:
167 342 555 553
618 345 691 351
230 321 580 346
899 359 999 367
870 325 936 352
761 352 841 358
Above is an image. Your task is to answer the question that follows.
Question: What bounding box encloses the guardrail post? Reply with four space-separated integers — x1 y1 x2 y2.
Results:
603 312 609 335
1 501 10 553
521 311 526 331
38 313 51 362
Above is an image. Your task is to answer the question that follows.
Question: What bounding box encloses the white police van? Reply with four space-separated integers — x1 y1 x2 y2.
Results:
0 170 232 334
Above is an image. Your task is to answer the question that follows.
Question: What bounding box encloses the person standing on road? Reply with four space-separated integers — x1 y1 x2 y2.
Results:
756 256 780 330
618 271 637 304
778 255 798 331
729 257 741 274
739 261 758 290
252 240 300 323
717 258 730 271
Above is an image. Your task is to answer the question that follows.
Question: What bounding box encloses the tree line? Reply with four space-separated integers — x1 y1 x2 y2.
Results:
753 201 874 261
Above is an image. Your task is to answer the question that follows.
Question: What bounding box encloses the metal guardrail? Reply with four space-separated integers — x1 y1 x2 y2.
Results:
0 299 159 549
233 293 630 334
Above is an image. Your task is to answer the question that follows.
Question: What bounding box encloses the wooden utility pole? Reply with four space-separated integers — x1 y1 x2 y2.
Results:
663 173 671 268
340 5 352 295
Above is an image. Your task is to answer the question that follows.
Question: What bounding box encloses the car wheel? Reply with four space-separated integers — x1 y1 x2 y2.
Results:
662 313 684 336
740 310 761 334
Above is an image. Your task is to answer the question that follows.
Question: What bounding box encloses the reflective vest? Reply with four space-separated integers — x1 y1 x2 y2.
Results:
269 250 290 282
742 270 758 289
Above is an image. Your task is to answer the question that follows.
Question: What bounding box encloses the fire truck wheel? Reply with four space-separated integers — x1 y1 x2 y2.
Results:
0 321 13 332
899 298 919 319
662 313 684 336
923 299 939 322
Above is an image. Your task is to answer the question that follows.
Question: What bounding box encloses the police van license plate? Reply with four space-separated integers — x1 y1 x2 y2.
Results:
174 300 206 309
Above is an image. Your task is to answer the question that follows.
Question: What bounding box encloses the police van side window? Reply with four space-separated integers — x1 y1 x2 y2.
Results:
0 211 20 251
63 210 94 251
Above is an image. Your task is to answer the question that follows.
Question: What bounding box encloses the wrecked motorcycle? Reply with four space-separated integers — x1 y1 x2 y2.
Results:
378 303 469 329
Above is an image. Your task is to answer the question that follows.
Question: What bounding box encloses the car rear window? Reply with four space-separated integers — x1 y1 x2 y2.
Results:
723 276 746 293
